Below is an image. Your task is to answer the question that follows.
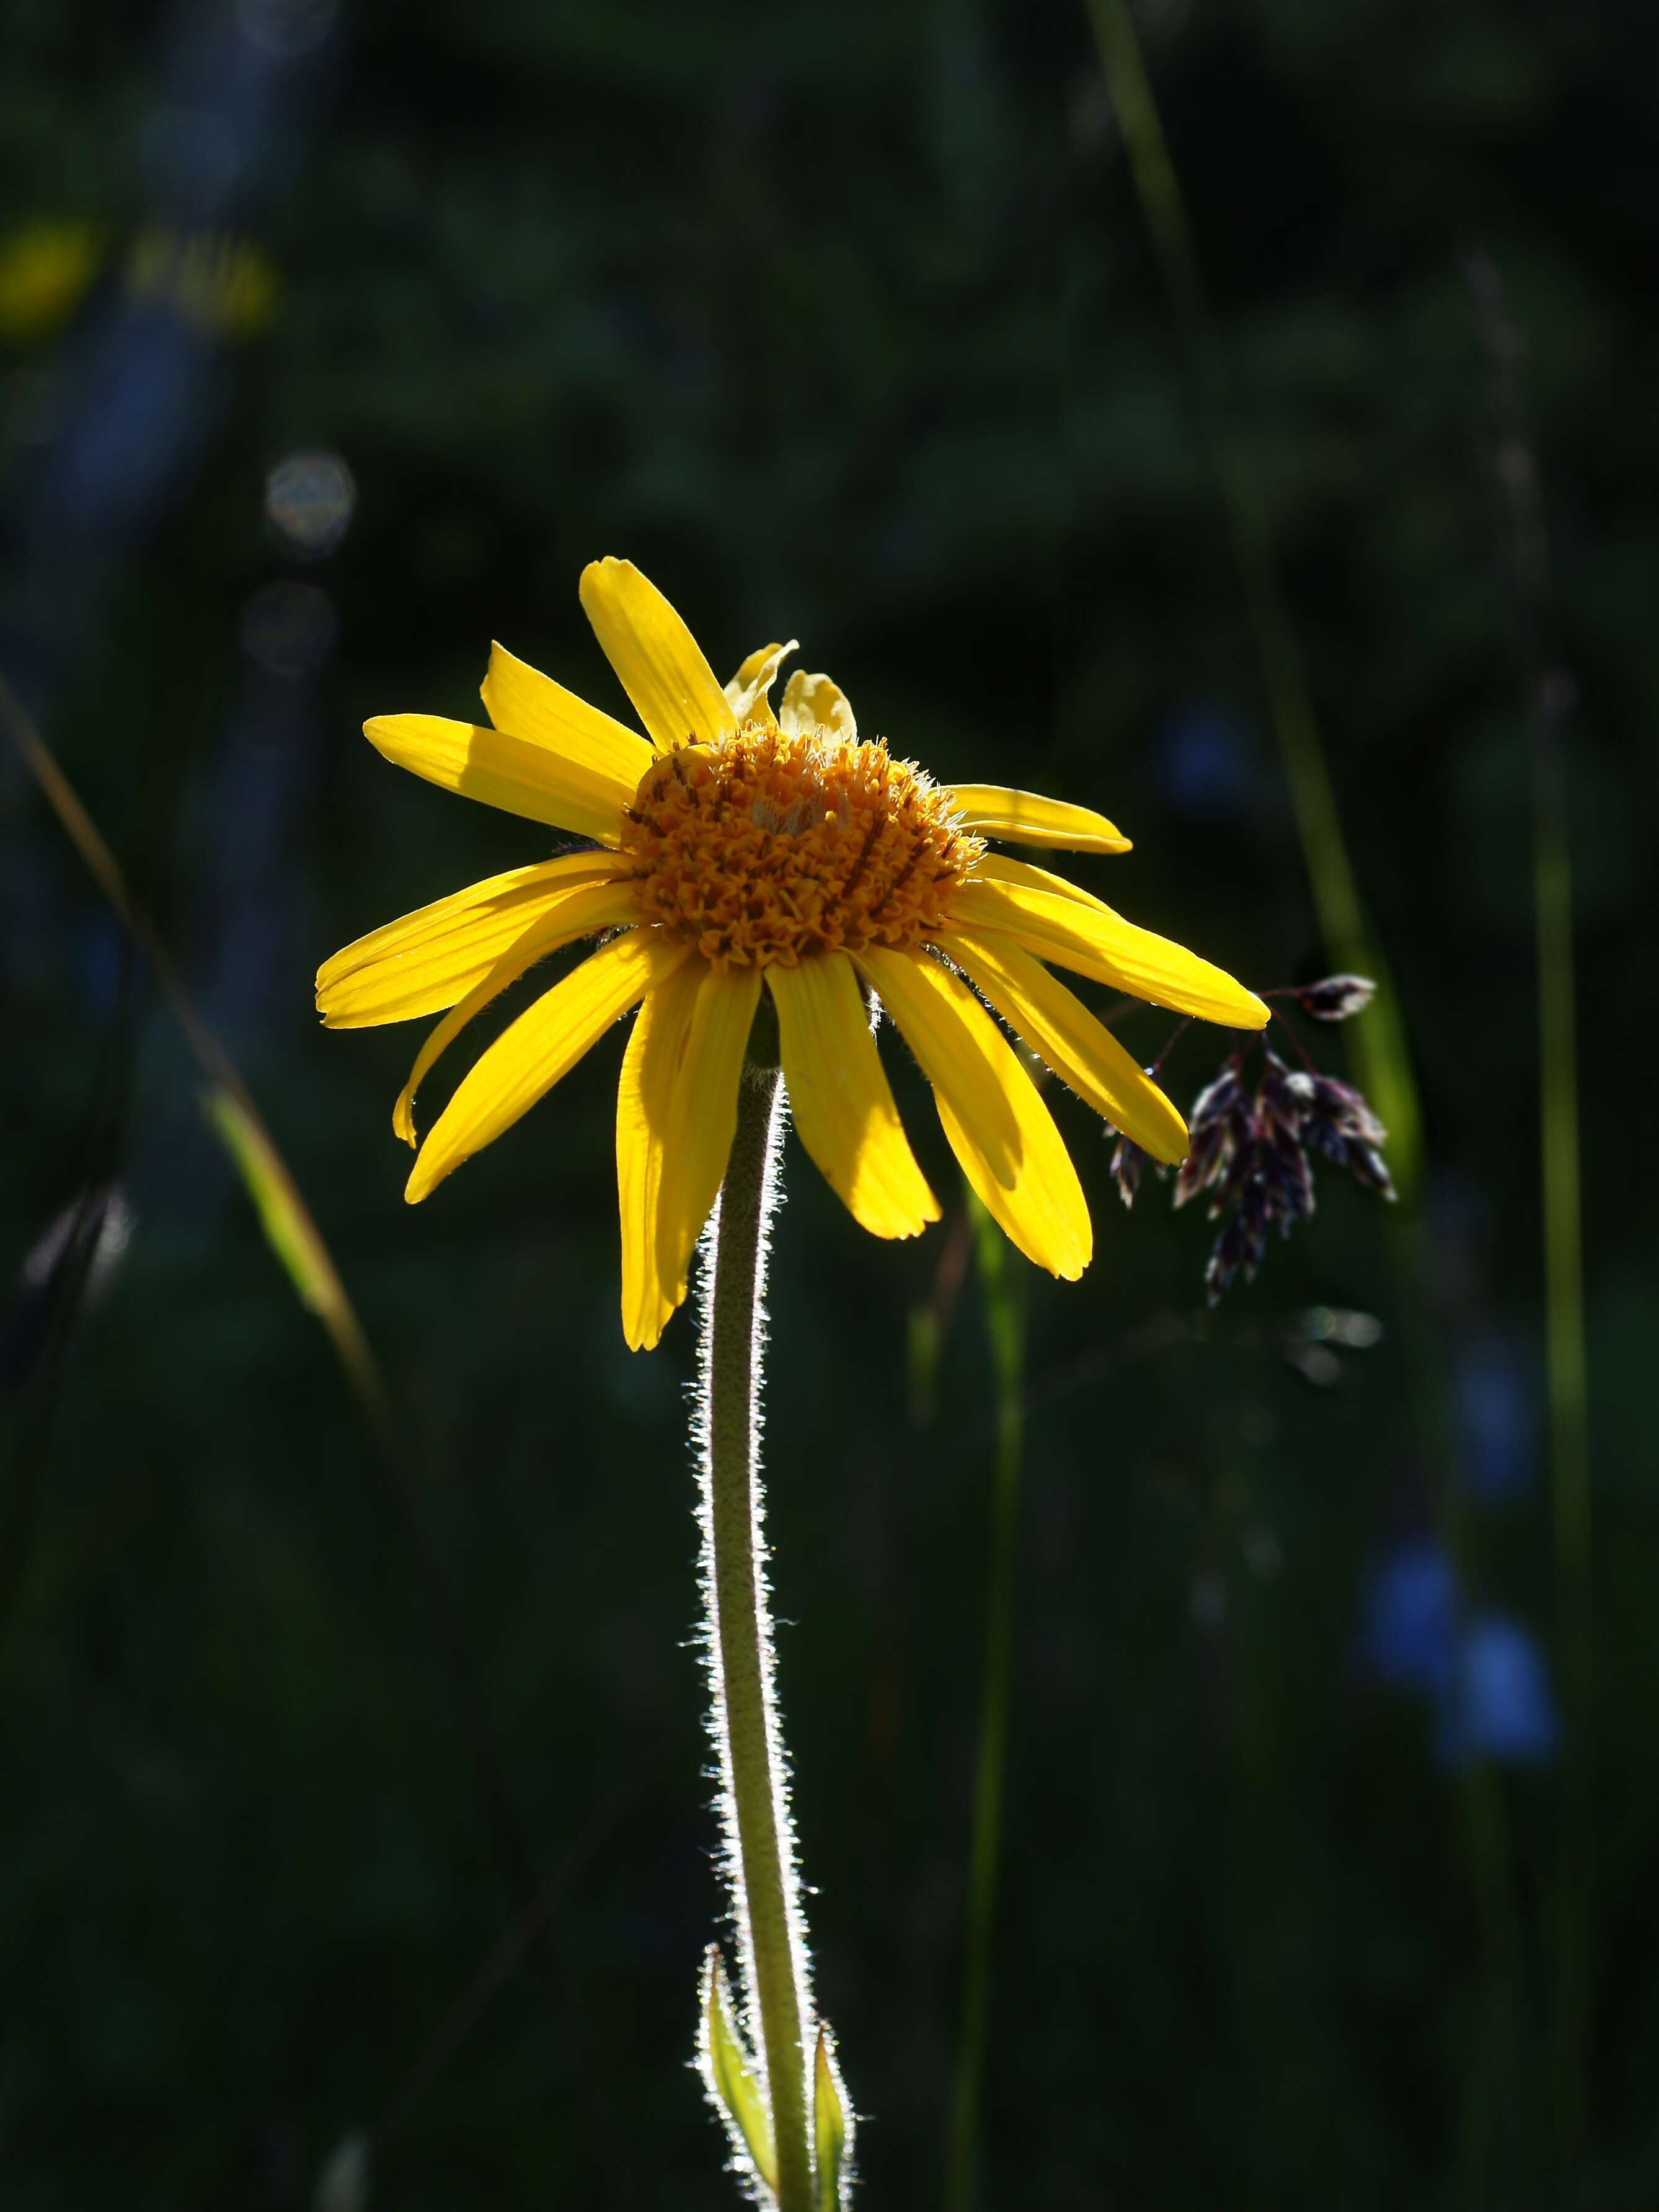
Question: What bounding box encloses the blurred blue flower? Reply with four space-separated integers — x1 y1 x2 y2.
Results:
1357 1541 1558 1767
1436 1612 1559 1767
1454 1333 1539 1503
1152 702 1253 821
1356 1537 1456 1694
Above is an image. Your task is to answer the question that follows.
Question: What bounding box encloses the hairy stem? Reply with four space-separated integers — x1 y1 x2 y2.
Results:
701 1065 813 2209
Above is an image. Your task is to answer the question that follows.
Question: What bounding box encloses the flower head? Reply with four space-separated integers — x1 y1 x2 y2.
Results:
317 559 1267 1347
1169 1036 1396 1303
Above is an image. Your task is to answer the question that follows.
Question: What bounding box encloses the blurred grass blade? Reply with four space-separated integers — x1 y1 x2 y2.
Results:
907 1304 941 1430
2 593 552 1979
0 666 392 1437
200 1090 325 1310
1084 0 1423 1199
1533 708 1588 1619
813 2026 848 2210
702 1947 777 2192
201 1086 387 1431
1465 248 1593 2172
0 670 134 926
908 1206 974 1431
947 1186 1027 2211
1536 677 1591 2165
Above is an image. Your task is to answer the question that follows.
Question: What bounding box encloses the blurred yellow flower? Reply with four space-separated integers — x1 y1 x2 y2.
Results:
126 227 277 336
0 219 100 340
318 560 1267 1348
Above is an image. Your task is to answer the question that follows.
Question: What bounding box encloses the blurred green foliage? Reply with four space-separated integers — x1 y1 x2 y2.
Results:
2 0 1658 2206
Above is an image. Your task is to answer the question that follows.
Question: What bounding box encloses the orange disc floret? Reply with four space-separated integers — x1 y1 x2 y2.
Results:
622 724 983 967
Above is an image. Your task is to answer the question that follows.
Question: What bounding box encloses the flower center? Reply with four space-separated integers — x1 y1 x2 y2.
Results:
621 724 983 967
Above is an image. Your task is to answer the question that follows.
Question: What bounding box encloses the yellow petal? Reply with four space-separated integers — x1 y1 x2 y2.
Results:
930 1085 1091 1281
616 959 704 1352
317 853 627 1028
578 556 737 753
947 783 1131 854
976 851 1114 914
365 713 634 846
616 959 761 1350
939 927 1188 1163
768 954 939 1239
617 962 762 1350
480 640 654 790
778 669 856 741
723 639 799 733
405 927 690 1201
854 946 1091 1279
392 878 642 1144
947 876 1268 1029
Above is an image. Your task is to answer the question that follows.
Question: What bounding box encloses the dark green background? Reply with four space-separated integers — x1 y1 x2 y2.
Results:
2 0 1657 2205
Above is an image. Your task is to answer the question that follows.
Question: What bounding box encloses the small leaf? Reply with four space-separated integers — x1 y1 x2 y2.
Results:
813 2025 849 2210
701 1948 776 2192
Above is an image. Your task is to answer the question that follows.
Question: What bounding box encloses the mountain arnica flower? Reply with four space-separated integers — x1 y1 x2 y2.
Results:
317 557 1271 2209
317 558 1268 1348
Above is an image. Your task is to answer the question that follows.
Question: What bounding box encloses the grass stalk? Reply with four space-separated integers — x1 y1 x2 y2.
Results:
946 1190 1027 2212
1464 249 1593 2181
1078 13 1537 2179
1083 0 1422 1197
1536 686 1591 2176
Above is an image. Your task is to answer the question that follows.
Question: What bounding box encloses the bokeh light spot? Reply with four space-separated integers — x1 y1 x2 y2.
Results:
264 448 355 557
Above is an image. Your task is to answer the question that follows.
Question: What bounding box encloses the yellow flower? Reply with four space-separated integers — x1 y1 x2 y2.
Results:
125 227 278 337
318 559 1267 1349
0 220 99 341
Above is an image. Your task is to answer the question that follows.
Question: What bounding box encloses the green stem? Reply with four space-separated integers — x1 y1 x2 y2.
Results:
1466 248 1592 2184
701 1064 813 2210
947 1193 1027 2211
1536 687 1591 2181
